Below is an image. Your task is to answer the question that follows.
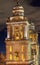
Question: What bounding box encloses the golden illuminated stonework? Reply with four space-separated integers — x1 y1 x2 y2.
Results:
5 0 39 65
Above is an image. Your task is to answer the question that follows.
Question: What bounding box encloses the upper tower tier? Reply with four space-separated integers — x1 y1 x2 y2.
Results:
6 0 30 40
13 6 24 16
7 0 28 22
10 5 27 22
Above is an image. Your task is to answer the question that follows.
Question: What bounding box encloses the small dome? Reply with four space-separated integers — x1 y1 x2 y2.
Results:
12 6 24 16
7 3 28 22
13 6 24 10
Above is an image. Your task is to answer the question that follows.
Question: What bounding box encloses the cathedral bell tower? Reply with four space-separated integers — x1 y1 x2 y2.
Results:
5 0 32 65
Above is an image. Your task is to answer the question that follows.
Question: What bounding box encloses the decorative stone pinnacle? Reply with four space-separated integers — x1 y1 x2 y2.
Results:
17 0 19 5
15 0 20 5
14 0 23 6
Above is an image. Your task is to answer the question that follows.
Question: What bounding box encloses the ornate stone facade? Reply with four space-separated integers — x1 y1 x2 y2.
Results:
5 1 39 65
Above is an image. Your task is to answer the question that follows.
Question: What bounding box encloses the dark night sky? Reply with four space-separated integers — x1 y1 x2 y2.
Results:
31 0 40 6
0 0 40 54
0 27 7 54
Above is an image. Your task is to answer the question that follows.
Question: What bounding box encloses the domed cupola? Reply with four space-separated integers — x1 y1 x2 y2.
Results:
10 0 26 22
12 6 24 20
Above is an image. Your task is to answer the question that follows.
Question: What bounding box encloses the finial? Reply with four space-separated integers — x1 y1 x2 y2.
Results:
14 0 20 5
14 0 23 5
17 0 19 5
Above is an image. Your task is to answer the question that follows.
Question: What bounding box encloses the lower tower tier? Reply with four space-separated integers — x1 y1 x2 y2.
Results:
5 40 32 65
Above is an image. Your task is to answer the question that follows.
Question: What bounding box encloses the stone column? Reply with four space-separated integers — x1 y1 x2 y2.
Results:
7 24 11 39
24 25 29 39
12 24 14 40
